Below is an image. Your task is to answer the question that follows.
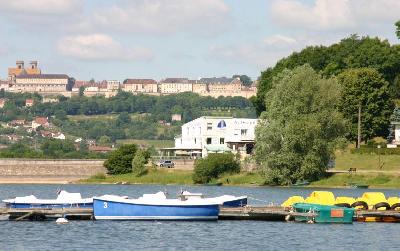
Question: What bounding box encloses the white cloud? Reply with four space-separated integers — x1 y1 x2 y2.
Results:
209 34 304 69
57 34 154 61
0 0 81 15
270 0 400 31
92 0 230 35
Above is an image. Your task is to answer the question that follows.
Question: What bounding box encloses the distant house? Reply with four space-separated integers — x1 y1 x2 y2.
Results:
40 130 53 138
52 132 66 140
89 145 113 153
32 117 49 129
87 139 96 146
74 138 83 143
43 97 59 103
8 119 26 127
0 98 6 108
25 99 34 107
171 114 182 122
7 134 23 142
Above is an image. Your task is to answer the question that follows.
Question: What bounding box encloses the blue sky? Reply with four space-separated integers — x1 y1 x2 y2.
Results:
0 0 399 81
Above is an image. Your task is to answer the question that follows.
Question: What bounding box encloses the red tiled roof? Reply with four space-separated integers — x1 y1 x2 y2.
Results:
89 145 113 152
35 117 48 125
74 80 107 89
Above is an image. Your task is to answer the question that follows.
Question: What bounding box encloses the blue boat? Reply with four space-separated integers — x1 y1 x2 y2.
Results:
179 191 247 207
3 191 93 209
93 192 220 220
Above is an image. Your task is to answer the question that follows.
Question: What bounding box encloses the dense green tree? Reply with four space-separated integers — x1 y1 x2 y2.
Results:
131 150 148 177
104 144 137 174
255 65 346 185
256 35 400 113
233 75 252 86
98 135 111 145
396 21 400 39
338 68 394 143
192 153 240 184
40 139 76 158
116 112 131 126
79 86 85 97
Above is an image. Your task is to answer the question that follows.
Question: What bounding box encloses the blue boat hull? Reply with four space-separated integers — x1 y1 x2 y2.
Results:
6 202 93 209
222 198 247 207
93 198 219 220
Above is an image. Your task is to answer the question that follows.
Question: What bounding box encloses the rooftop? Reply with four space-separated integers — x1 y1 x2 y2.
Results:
123 79 157 85
17 74 69 79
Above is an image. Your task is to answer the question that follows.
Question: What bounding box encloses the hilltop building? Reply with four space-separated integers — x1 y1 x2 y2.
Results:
13 74 71 93
159 78 193 94
163 116 258 157
8 60 41 81
122 79 158 95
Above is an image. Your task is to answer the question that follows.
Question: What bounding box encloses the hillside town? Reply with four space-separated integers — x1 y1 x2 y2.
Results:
0 61 257 99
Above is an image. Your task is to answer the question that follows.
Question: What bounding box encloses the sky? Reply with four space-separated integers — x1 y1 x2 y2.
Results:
0 0 399 81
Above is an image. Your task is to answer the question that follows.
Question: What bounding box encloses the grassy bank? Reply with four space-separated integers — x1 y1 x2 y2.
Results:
80 169 264 186
116 139 174 148
335 150 400 171
311 173 400 188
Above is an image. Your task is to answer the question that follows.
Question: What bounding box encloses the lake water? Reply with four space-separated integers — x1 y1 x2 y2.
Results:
1 184 400 250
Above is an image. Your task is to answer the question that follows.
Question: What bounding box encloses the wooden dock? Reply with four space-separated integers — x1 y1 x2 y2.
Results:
0 207 93 221
219 206 316 221
1 206 400 222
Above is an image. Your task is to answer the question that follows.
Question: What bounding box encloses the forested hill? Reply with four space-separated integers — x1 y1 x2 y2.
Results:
254 35 400 114
0 91 255 123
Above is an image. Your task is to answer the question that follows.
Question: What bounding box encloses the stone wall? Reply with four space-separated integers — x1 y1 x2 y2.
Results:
0 159 106 181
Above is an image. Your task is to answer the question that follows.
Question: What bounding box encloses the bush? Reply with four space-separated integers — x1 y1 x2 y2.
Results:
104 144 138 174
192 153 240 184
132 150 148 177
92 173 106 179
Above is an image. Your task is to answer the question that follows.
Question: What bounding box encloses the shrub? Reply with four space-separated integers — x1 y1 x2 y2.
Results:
132 150 148 177
92 173 106 179
192 153 240 184
104 144 137 174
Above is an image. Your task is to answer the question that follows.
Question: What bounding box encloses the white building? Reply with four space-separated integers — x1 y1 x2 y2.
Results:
159 78 193 94
172 116 258 157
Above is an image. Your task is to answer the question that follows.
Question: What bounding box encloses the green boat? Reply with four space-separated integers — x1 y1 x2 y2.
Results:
349 183 369 189
291 180 310 187
293 203 354 223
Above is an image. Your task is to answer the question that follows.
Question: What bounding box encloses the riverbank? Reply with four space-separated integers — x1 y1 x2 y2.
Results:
80 169 265 186
80 169 400 189
310 172 400 188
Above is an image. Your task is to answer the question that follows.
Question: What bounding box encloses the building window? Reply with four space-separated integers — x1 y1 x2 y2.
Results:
220 138 224 144
241 129 247 136
206 138 212 145
207 123 212 130
194 138 197 144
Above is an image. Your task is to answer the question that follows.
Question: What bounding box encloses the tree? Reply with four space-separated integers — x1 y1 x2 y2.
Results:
103 144 137 174
116 112 131 126
256 35 400 114
338 68 394 144
396 20 400 39
232 75 252 86
192 153 240 184
132 150 148 177
98 135 111 145
255 65 346 185
54 109 67 121
79 86 85 97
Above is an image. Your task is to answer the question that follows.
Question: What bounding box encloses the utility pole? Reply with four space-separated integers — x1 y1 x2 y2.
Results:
357 104 361 149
